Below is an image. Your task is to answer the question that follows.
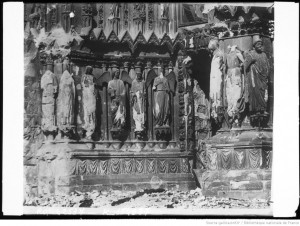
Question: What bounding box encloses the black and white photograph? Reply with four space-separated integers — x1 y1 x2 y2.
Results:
2 2 299 218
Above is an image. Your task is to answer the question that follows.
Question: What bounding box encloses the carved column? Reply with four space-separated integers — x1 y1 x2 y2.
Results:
107 62 113 141
177 51 186 150
101 63 109 141
168 61 175 141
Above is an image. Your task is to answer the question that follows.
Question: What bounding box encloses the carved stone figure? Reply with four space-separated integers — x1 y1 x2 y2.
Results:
57 70 75 136
41 70 58 134
108 3 120 19
244 36 270 114
208 39 224 120
81 66 96 139
108 69 126 130
224 45 245 120
161 3 169 19
133 3 146 32
153 72 170 127
108 3 121 34
194 80 210 134
131 72 146 137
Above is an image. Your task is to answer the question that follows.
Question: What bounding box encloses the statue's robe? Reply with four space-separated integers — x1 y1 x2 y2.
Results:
153 76 170 127
108 79 126 129
57 70 75 131
209 49 224 119
131 79 145 132
244 50 270 113
224 48 245 117
41 70 58 132
81 73 96 138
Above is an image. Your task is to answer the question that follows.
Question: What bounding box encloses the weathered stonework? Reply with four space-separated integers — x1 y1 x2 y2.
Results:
24 3 273 199
194 128 272 200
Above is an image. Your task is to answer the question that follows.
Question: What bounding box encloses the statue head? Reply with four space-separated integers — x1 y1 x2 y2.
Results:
85 66 93 75
136 72 142 81
113 69 120 79
253 40 263 53
253 35 263 53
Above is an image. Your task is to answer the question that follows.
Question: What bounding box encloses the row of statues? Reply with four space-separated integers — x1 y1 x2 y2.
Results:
41 65 175 141
208 35 270 127
40 35 271 142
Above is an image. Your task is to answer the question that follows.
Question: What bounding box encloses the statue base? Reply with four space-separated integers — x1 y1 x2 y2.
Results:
194 127 272 200
28 141 196 197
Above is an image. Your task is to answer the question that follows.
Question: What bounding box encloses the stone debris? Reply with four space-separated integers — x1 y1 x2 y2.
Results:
23 188 270 209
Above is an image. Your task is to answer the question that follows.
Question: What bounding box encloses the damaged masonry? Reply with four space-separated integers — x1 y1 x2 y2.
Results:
24 3 274 212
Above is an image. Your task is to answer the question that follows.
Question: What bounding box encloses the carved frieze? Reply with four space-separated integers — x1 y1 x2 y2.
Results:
72 157 191 175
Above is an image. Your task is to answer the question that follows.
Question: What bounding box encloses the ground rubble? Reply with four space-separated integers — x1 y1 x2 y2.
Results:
23 187 271 209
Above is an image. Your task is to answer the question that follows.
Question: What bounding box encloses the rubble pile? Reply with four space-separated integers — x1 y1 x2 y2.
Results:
24 188 270 209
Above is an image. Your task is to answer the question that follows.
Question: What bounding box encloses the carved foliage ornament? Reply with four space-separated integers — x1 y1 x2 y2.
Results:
123 4 129 27
148 3 154 30
96 4 104 28
133 3 146 20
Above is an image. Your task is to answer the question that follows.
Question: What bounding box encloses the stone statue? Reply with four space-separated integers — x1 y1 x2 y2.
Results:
244 36 270 114
108 69 126 130
153 71 170 127
57 70 75 136
131 72 146 136
81 66 96 139
41 70 58 134
208 38 225 120
161 3 169 19
224 45 245 121
108 3 120 19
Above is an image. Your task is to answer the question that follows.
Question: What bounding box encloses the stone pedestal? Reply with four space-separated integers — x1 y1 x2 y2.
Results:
32 142 196 196
194 128 272 200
